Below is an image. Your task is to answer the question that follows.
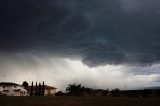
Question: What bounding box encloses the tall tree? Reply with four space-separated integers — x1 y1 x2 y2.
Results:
38 83 41 96
35 82 38 96
30 81 33 96
42 81 45 96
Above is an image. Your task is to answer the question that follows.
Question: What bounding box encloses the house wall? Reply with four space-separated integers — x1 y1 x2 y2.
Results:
44 88 56 96
0 86 3 92
14 91 21 96
50 89 56 95
0 85 27 96
2 86 14 96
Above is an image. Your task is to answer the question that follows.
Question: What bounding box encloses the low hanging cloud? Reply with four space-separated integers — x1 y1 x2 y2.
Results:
1 0 160 67
1 53 160 90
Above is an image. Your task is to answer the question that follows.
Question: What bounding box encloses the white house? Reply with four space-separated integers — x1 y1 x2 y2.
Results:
0 82 27 96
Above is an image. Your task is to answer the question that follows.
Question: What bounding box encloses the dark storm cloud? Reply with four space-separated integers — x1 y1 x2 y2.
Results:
1 0 160 66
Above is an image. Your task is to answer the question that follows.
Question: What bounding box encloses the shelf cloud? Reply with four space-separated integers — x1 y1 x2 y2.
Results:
1 0 160 89
1 0 160 66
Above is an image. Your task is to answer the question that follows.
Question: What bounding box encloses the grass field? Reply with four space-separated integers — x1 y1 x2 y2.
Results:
0 96 160 106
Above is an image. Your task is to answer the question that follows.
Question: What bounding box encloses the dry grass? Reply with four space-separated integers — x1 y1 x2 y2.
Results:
0 96 160 106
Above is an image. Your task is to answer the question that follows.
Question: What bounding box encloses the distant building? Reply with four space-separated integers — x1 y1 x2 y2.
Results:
0 82 27 96
27 85 57 96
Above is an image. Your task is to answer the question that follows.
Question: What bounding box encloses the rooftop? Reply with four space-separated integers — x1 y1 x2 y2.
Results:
0 82 21 86
28 85 57 90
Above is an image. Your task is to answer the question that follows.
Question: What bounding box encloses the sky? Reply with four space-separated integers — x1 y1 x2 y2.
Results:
1 0 160 91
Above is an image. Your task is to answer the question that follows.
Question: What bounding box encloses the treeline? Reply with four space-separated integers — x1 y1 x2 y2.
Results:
22 81 45 96
66 84 92 96
55 83 120 97
30 81 45 96
55 83 160 98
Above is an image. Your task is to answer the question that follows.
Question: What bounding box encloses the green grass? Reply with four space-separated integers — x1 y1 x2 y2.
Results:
0 96 160 106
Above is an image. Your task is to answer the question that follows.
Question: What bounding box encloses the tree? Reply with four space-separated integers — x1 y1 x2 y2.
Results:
38 83 41 96
42 81 45 96
35 82 38 96
22 81 28 89
66 84 83 96
55 91 63 96
30 81 33 96
111 88 120 97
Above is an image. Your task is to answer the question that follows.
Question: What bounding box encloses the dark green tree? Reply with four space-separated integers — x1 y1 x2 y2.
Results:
111 88 120 97
55 91 63 96
22 81 28 89
38 83 41 96
30 81 33 96
42 81 45 96
66 84 82 96
35 82 38 96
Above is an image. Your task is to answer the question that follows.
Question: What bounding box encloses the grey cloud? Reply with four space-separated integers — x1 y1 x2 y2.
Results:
1 0 160 66
126 63 160 76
